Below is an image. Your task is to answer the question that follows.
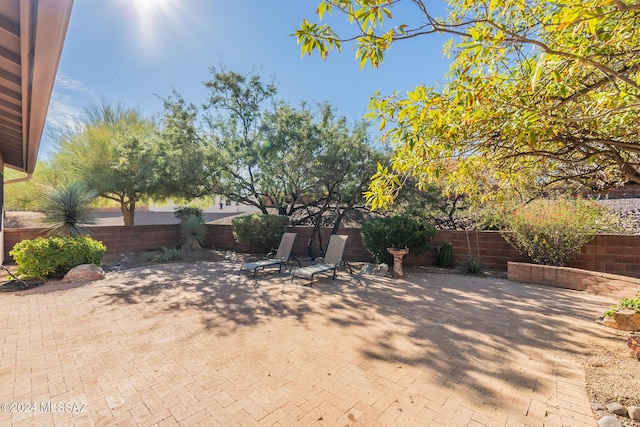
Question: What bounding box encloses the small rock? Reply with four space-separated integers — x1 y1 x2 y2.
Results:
592 403 606 411
606 402 627 416
61 264 105 283
103 264 122 273
359 263 374 275
596 410 613 419
372 263 388 276
598 415 623 427
629 406 640 421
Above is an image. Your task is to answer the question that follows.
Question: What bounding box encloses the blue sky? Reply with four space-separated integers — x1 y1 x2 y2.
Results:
43 0 452 158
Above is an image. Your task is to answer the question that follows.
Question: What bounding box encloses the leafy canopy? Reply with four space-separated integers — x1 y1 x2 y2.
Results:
51 101 170 225
161 67 383 222
296 0 640 207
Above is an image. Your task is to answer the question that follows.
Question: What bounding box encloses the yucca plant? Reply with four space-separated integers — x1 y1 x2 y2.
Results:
40 181 97 236
179 214 208 250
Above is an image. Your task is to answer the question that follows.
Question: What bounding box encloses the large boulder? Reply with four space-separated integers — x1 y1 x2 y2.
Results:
62 264 106 283
602 309 640 331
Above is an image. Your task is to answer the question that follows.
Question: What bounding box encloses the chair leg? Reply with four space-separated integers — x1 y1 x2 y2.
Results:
343 261 353 274
290 256 302 268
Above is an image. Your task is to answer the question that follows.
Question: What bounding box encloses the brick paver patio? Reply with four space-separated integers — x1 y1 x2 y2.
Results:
0 261 616 426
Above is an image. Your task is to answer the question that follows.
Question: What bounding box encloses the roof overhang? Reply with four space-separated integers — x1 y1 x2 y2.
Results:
0 0 73 174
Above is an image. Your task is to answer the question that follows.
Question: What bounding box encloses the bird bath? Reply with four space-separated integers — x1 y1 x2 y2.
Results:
387 247 409 279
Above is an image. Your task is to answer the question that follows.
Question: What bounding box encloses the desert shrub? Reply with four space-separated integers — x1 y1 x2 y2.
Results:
464 257 482 274
361 215 436 263
501 198 619 266
174 206 203 222
179 214 208 250
605 292 640 317
232 214 288 252
10 236 106 279
147 247 180 263
39 180 97 236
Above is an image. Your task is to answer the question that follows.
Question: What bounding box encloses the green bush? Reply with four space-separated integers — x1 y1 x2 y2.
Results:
174 206 203 222
361 215 437 264
605 291 640 317
232 214 288 253
9 236 107 279
501 198 619 266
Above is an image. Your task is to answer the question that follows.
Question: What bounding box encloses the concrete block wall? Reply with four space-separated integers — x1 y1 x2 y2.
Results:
3 225 180 258
574 235 640 278
4 225 640 279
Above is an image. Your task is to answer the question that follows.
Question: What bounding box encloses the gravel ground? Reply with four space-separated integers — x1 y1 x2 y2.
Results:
583 329 640 426
598 198 640 233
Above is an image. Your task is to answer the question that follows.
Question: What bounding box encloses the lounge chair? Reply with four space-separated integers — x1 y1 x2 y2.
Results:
291 234 352 285
239 232 299 276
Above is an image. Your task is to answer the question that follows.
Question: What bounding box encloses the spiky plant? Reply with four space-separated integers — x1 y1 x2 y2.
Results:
40 181 97 236
179 214 208 250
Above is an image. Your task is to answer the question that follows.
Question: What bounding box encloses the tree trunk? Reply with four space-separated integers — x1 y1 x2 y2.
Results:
121 201 136 226
306 207 330 259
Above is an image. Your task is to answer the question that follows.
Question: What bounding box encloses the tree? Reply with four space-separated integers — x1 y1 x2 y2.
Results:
262 102 384 255
204 66 278 214
295 1 640 207
3 162 63 211
161 67 383 256
51 102 169 225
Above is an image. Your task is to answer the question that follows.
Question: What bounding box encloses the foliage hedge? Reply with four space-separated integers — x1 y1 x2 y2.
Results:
10 236 106 279
361 215 436 264
501 198 619 266
231 214 288 253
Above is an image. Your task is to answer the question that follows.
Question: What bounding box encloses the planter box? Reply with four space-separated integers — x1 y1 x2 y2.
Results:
507 262 640 299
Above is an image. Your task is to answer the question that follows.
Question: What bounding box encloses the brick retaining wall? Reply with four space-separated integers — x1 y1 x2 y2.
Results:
4 226 640 279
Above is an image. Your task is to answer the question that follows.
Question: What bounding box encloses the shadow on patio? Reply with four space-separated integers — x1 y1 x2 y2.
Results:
94 260 615 413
